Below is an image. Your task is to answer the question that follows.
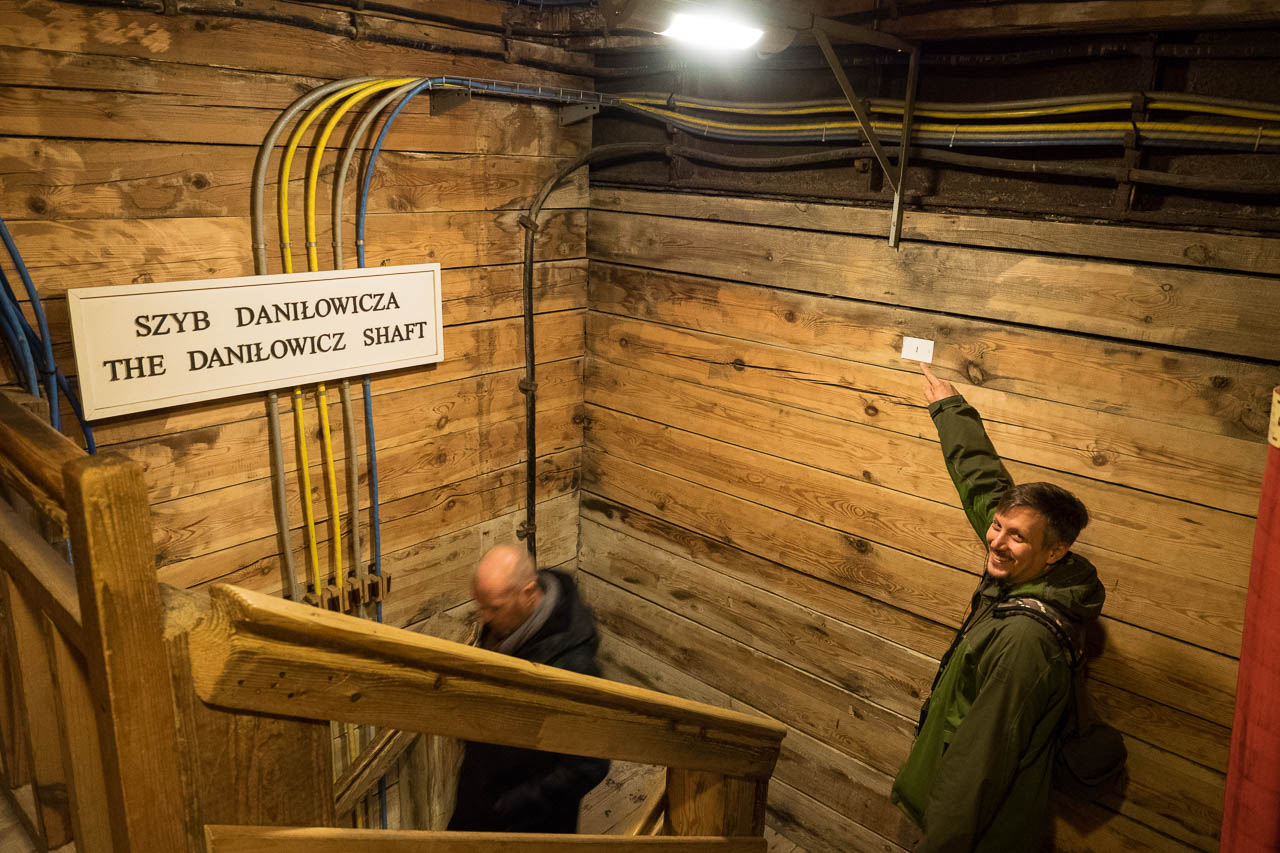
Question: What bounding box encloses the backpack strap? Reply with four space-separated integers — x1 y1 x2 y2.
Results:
993 596 1085 668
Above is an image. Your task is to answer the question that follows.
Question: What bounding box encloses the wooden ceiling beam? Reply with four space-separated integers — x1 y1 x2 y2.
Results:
814 0 1280 39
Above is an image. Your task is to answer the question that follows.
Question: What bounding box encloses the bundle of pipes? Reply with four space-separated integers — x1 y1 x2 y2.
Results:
619 90 1280 149
0 215 95 452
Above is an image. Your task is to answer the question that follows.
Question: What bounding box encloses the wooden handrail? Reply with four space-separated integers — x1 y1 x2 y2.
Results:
0 500 82 651
0 393 83 513
187 584 786 778
204 827 766 852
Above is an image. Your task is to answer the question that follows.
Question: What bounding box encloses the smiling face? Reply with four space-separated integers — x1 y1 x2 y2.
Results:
985 505 1070 586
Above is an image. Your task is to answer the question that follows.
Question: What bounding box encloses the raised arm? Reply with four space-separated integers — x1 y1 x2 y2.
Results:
921 364 1013 541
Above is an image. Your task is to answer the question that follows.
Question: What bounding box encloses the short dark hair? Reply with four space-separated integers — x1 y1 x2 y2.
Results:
995 482 1089 547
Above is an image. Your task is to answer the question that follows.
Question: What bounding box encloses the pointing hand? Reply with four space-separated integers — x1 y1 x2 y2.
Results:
921 363 959 404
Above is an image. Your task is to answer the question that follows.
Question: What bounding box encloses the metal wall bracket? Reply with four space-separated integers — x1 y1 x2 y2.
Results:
561 103 600 126
429 89 471 116
813 27 899 196
889 46 921 248
812 22 922 249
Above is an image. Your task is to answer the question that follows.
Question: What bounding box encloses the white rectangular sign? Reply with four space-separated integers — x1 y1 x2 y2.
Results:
901 336 934 363
67 263 443 420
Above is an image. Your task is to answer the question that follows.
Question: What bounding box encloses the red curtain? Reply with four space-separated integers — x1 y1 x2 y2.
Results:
1222 386 1280 852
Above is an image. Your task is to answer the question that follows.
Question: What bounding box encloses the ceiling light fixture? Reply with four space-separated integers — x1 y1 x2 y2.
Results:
659 11 764 51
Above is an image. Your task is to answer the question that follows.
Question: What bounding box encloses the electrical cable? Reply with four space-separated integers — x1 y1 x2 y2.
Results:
621 90 1280 123
341 379 362 603
0 215 58 428
516 142 671 559
615 101 1280 149
55 370 95 454
281 79 390 276
0 266 39 396
314 383 344 595
0 231 95 450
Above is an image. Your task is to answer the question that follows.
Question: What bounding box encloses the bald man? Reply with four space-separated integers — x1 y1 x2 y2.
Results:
448 545 610 833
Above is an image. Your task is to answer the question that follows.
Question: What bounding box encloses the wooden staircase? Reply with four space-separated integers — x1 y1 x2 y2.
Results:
0 393 785 852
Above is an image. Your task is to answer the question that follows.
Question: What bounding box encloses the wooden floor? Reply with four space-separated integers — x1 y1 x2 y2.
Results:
578 760 664 836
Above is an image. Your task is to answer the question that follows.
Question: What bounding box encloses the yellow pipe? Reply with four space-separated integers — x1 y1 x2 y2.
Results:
626 95 1135 120
621 101 1280 141
278 79 399 606
619 102 1129 134
306 78 416 271
300 79 411 597
625 94 1280 124
278 78 390 274
314 383 343 587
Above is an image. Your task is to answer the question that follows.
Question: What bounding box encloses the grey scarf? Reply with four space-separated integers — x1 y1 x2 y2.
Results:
492 571 560 656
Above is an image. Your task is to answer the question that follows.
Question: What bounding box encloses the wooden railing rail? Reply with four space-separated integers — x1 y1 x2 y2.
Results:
203 827 766 852
186 583 786 779
0 499 82 651
0 395 781 849
0 393 82 521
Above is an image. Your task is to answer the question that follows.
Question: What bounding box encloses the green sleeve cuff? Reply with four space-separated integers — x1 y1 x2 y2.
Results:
927 394 966 418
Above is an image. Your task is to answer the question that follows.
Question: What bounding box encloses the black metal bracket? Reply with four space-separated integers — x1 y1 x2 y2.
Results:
561 103 600 125
430 88 471 116
810 22 921 249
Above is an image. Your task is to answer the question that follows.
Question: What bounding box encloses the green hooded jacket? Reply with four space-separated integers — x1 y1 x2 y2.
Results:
890 395 1106 852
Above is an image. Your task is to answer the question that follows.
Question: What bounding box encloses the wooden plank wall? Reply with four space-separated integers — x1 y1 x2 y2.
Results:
581 186 1280 851
0 0 590 819
0 0 589 608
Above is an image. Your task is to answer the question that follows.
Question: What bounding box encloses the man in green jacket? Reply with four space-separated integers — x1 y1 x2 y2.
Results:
890 365 1106 852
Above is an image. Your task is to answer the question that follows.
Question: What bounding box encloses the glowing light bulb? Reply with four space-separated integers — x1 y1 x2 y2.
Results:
659 12 764 51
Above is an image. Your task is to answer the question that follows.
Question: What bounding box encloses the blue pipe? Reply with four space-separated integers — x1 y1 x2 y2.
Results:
0 258 95 451
356 77 605 266
56 369 96 454
0 266 40 396
0 216 58 428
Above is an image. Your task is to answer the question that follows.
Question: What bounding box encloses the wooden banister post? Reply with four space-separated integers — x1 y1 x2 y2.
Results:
64 453 190 852
45 614 115 853
666 769 768 837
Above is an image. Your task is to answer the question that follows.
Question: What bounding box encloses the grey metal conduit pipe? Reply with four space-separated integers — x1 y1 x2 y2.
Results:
331 81 422 605
251 76 377 601
331 81 423 270
669 141 1280 197
626 89 1280 117
518 142 671 562
339 380 362 609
